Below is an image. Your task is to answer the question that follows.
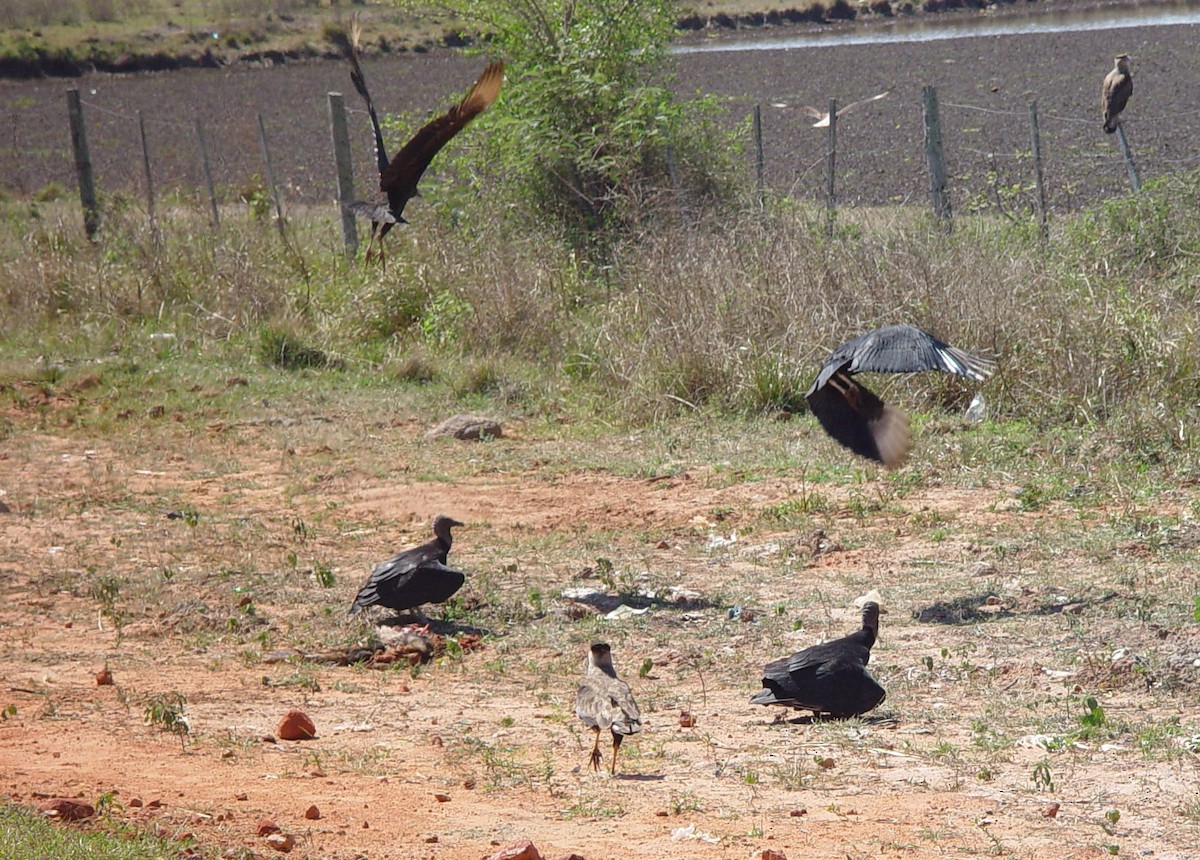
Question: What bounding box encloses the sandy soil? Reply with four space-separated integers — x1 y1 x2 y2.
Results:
1 6 1196 214
2 396 1199 859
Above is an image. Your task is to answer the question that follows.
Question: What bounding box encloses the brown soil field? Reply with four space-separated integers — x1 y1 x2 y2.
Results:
1 5 1196 216
2 380 1199 859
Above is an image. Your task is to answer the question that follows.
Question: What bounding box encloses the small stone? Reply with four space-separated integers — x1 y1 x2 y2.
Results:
40 798 94 821
95 666 114 686
234 793 248 801
256 819 281 836
554 855 588 860
433 793 451 803
488 838 543 860
655 810 669 817
789 808 807 817
221 750 234 759
424 835 439 843
430 735 444 747
816 757 835 769
265 832 295 853
128 798 143 808
678 711 697 728
304 805 320 820
261 735 276 744
1042 802 1061 818
462 777 476 790
425 414 503 442
761 851 788 860
277 710 316 741
362 821 369 829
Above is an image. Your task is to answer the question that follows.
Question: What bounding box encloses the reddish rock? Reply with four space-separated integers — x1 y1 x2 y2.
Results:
276 710 316 741
256 818 281 836
95 666 114 685
304 804 320 820
40 798 95 821
128 798 143 808
234 793 248 801
265 832 295 853
489 839 543 860
1042 802 1061 818
762 851 788 860
433 793 451 803
789 808 807 817
678 710 697 728
425 835 439 843
554 855 588 860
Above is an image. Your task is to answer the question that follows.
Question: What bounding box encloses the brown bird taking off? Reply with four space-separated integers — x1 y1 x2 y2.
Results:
772 90 891 127
575 643 642 776
1102 54 1133 134
805 324 995 469
344 21 503 267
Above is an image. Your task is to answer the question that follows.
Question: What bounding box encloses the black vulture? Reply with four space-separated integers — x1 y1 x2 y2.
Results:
1102 54 1133 134
348 515 465 616
344 22 504 267
575 643 642 776
750 602 885 719
805 324 995 468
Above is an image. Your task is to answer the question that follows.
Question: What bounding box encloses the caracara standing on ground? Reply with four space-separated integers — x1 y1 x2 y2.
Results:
1102 54 1133 134
575 643 642 776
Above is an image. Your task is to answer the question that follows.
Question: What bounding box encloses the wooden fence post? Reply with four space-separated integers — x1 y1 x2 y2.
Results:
65 88 99 241
922 85 951 229
137 110 157 232
825 97 837 237
256 113 286 236
195 119 220 229
1028 100 1048 241
1115 125 1141 192
752 103 764 208
327 91 358 258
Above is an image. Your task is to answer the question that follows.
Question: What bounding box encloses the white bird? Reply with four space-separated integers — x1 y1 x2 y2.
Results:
771 90 891 127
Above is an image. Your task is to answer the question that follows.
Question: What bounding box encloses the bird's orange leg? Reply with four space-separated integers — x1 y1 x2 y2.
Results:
610 734 623 776
588 726 602 772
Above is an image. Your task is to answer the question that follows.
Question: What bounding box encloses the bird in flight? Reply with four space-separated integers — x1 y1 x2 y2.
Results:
772 90 890 127
805 324 994 469
1102 54 1133 134
344 21 504 268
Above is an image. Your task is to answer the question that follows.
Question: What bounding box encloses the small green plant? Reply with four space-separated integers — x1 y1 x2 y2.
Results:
499 716 515 728
1031 760 1055 793
144 691 190 751
1077 695 1107 738
313 562 336 588
1 704 16 720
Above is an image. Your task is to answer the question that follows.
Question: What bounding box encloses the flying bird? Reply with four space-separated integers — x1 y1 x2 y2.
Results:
349 514 465 616
344 22 504 267
1102 54 1133 134
772 90 891 127
575 643 642 776
805 324 995 469
750 602 885 719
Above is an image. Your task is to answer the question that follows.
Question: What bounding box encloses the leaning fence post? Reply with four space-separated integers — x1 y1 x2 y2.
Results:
752 103 765 208
1028 100 1048 241
194 119 220 229
1114 125 1141 192
327 92 358 258
922 85 952 229
825 97 837 237
137 110 157 233
66 88 99 241
256 113 286 236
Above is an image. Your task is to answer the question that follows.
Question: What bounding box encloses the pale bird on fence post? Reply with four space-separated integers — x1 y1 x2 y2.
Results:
1102 54 1133 134
772 90 890 127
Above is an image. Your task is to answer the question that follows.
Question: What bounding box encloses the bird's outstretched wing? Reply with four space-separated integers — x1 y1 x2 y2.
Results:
774 91 891 127
346 18 390 177
379 61 505 212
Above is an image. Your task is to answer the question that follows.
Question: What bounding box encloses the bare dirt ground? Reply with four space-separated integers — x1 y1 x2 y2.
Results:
2 386 1199 859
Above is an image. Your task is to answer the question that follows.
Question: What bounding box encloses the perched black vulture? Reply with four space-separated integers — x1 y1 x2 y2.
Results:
575 643 642 776
344 21 504 267
805 324 995 468
348 515 465 616
751 602 885 719
1102 54 1133 134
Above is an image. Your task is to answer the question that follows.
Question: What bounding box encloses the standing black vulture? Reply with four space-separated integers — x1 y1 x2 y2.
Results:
805 324 995 468
575 643 642 776
1102 54 1133 134
348 515 465 616
750 602 885 719
344 22 504 268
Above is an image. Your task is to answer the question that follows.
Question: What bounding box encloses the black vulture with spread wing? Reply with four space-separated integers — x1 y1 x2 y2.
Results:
575 643 642 776
344 23 504 267
805 324 994 468
349 514 465 616
751 602 885 718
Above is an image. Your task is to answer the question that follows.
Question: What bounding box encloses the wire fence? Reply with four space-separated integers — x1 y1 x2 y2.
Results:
2 51 1196 244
